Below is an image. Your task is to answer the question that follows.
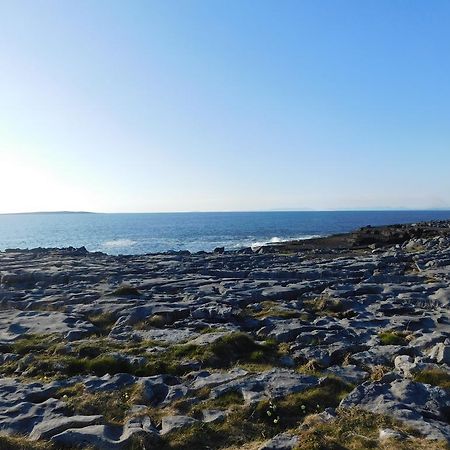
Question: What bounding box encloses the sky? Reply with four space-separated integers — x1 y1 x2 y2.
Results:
1 0 450 213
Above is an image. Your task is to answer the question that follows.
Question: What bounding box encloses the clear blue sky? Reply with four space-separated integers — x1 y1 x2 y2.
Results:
1 0 450 213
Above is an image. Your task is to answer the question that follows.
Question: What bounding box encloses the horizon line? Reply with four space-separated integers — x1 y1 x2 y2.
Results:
1 208 450 216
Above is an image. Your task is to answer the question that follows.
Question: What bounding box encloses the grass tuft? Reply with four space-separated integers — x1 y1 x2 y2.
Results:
414 368 450 390
111 285 141 297
378 331 408 346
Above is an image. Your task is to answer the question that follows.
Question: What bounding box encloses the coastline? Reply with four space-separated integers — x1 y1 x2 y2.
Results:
1 210 450 256
0 219 449 448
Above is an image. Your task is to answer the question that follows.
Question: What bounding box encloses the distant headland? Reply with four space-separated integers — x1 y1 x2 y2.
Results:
0 211 95 215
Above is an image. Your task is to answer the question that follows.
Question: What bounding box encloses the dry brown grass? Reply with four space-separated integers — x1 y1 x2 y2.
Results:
294 409 450 450
0 434 54 450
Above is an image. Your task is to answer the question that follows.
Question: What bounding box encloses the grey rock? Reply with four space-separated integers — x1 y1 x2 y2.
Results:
324 365 369 384
266 320 304 342
161 415 198 435
259 432 299 450
379 428 406 441
191 304 234 321
201 409 226 423
340 378 450 440
191 368 248 390
186 331 229 346
0 309 94 341
84 373 136 392
211 369 319 404
428 343 450 365
30 415 103 441
51 422 154 450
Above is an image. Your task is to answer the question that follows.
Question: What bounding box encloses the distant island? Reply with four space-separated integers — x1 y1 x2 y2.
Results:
0 211 95 215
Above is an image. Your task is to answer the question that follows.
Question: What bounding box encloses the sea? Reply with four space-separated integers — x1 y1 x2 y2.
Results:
0 210 449 255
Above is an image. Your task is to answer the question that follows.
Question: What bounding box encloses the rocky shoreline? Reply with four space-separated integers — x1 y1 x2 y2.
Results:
0 221 449 449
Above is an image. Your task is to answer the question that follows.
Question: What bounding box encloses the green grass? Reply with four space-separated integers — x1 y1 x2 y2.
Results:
134 313 167 329
200 327 227 334
255 376 353 429
193 391 245 414
3 332 280 382
0 434 54 450
414 368 450 390
56 383 137 425
110 285 141 296
303 296 356 319
157 377 353 450
294 408 450 450
87 312 117 334
378 331 408 346
248 301 303 320
146 332 280 374
11 334 58 355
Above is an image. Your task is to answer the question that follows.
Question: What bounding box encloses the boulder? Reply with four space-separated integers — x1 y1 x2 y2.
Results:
161 415 198 435
340 377 450 440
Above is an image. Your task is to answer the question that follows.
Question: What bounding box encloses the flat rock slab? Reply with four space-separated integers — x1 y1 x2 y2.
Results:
134 328 199 344
30 415 103 441
211 369 319 403
340 377 450 440
51 423 153 450
185 331 229 346
191 368 248 390
161 415 198 435
324 365 369 385
259 432 299 450
0 308 95 341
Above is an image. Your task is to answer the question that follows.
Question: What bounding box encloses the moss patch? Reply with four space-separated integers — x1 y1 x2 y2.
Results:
87 312 117 334
378 331 408 346
56 383 137 425
11 334 59 355
414 368 450 390
303 296 356 319
248 301 303 320
111 285 141 297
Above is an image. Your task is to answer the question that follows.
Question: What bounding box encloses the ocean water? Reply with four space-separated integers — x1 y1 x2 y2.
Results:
0 211 449 255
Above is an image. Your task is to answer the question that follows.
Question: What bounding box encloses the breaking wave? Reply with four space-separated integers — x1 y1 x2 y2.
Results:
102 239 137 248
249 235 322 249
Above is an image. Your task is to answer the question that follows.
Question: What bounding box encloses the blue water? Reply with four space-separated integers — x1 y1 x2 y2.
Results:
0 211 449 255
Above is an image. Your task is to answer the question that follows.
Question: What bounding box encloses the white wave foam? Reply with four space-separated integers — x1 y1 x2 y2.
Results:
102 239 137 248
250 235 321 249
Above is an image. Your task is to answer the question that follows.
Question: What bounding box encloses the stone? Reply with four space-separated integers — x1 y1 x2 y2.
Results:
191 304 234 321
324 365 369 384
340 378 450 440
30 415 103 441
191 368 248 390
51 422 154 450
161 415 198 435
0 309 95 342
259 432 299 450
186 331 229 346
428 343 450 365
211 369 319 404
266 320 304 342
83 373 136 392
379 428 406 442
200 409 226 423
